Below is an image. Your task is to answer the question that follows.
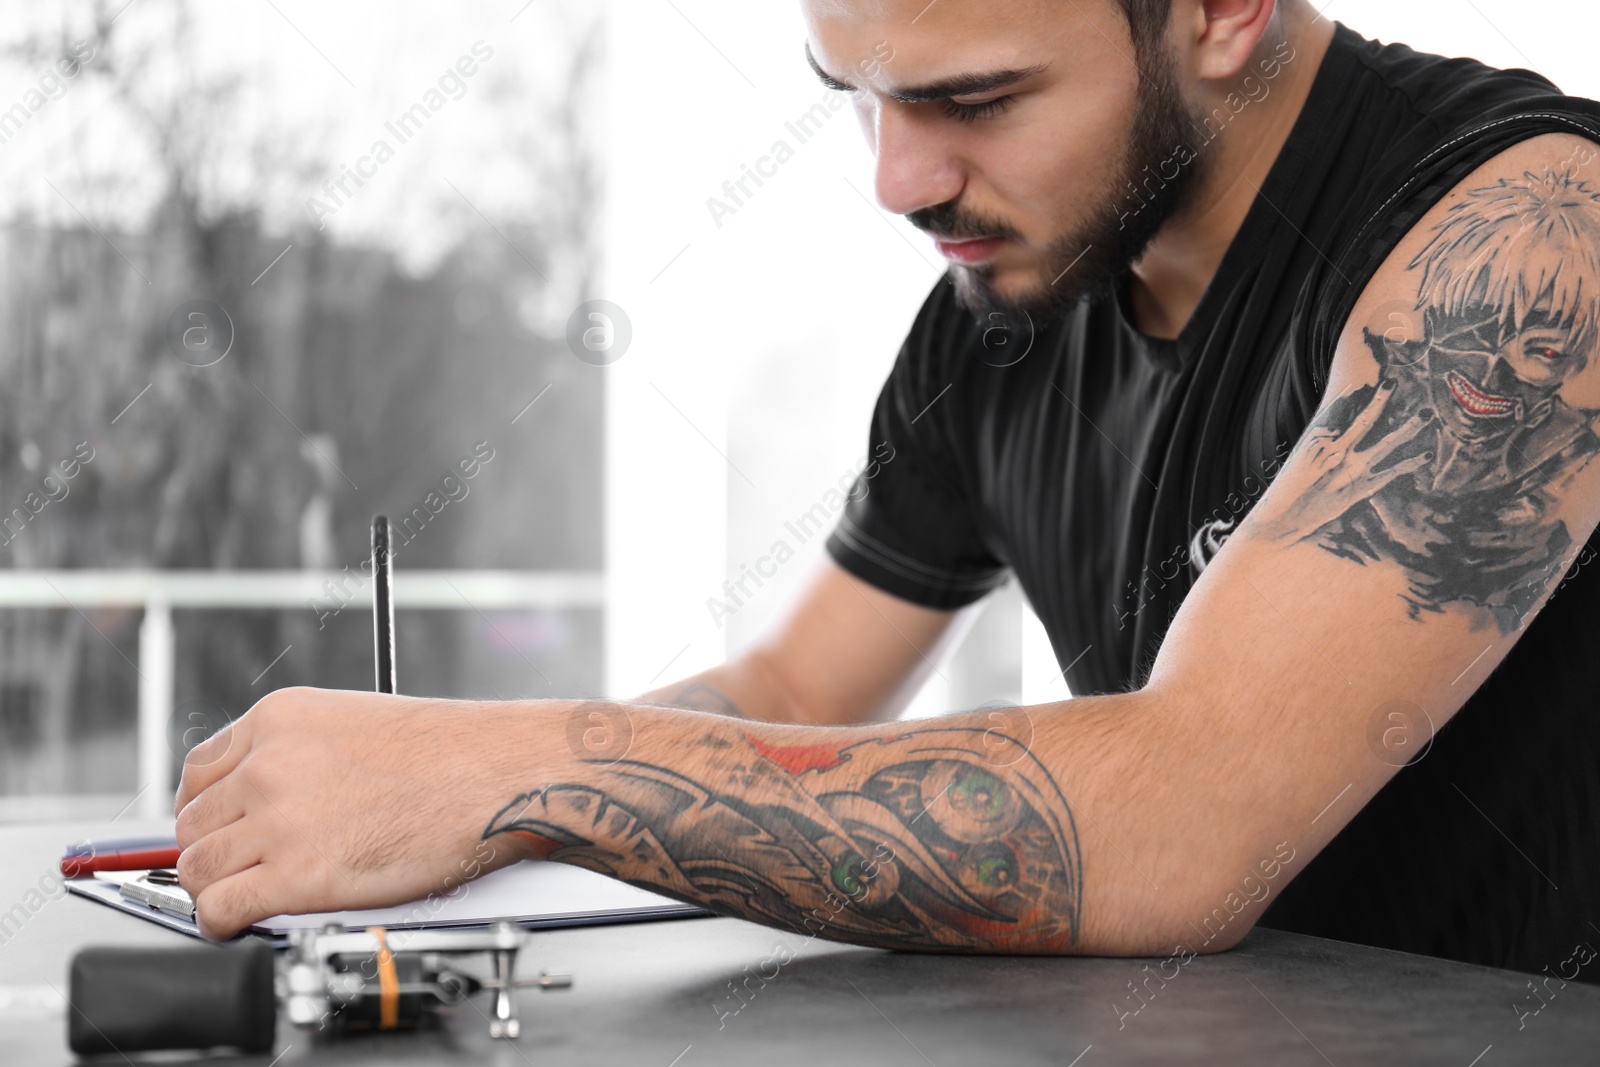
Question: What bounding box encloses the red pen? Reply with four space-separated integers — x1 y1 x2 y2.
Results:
60 847 182 879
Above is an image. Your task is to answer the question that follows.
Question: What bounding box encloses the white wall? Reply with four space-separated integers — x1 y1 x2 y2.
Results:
598 0 946 700
1318 0 1600 102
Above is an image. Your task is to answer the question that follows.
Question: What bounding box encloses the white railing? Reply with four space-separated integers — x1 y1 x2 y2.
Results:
0 570 605 818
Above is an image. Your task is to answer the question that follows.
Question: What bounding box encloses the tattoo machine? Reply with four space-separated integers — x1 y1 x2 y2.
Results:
67 920 572 1056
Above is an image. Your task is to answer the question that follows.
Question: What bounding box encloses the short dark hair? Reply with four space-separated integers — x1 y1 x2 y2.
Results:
1113 0 1172 54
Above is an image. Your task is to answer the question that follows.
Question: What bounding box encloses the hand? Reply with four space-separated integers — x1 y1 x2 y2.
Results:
173 687 542 939
1254 378 1434 538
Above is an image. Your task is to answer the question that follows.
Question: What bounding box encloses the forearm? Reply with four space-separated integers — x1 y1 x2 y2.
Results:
173 686 1271 951
630 648 811 723
488 694 1208 955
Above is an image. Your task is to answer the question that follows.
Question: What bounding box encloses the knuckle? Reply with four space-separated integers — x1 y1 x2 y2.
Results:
174 771 195 816
183 727 224 769
176 840 218 888
266 684 314 706
246 685 314 727
194 889 229 939
245 689 283 721
174 792 207 846
205 880 262 935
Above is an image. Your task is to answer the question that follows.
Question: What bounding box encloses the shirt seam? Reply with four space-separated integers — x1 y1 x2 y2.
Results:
829 513 1008 592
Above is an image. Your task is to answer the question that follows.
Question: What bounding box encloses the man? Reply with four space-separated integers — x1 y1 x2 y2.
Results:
174 0 1600 985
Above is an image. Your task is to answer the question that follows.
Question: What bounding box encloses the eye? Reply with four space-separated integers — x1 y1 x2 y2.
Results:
938 95 1015 124
1527 343 1566 362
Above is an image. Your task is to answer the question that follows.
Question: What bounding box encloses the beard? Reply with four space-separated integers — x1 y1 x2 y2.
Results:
910 41 1207 328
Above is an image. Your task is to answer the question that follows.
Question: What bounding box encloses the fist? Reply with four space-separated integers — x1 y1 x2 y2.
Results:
173 687 541 939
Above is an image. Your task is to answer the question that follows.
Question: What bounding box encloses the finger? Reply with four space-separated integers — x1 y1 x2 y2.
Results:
1371 412 1433 461
192 864 287 941
177 817 264 901
174 717 252 816
1308 423 1340 441
1343 378 1398 444
1372 450 1434 487
175 776 247 850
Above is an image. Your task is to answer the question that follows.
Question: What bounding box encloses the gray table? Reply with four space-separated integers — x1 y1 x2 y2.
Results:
3 821 1596 1065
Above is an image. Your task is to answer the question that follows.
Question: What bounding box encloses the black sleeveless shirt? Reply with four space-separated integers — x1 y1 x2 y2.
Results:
824 22 1600 980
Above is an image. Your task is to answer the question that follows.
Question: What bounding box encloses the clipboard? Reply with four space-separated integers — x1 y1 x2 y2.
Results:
67 861 709 946
67 527 712 944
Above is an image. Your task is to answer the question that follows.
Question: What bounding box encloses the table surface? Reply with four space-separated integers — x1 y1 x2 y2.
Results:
3 821 1596 1066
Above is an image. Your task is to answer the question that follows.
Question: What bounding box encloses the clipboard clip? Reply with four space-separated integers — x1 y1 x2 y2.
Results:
118 868 196 920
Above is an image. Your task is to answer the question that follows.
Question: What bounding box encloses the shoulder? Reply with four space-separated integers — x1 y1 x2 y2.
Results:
1296 107 1600 398
1340 25 1560 121
1340 131 1600 368
1313 23 1571 188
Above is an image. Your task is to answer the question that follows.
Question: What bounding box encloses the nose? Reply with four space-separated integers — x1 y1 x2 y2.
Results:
1485 349 1526 387
870 104 964 219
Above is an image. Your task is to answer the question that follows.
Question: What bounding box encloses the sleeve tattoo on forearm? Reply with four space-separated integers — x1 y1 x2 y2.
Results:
1261 167 1600 633
483 726 1084 951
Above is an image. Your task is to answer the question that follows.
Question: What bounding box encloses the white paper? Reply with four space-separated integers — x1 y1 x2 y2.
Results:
90 862 703 934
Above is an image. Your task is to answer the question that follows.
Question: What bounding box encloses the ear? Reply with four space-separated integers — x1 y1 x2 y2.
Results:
1184 0 1277 82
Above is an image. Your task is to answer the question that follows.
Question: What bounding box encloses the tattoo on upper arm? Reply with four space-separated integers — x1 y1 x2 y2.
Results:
1260 166 1600 633
483 726 1083 952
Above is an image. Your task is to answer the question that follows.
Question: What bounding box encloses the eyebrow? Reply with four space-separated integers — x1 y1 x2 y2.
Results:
804 41 1047 104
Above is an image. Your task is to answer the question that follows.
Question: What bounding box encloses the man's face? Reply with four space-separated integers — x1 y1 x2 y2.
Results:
802 0 1206 323
1422 309 1590 444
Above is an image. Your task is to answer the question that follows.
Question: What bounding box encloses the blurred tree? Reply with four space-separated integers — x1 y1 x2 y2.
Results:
0 0 605 800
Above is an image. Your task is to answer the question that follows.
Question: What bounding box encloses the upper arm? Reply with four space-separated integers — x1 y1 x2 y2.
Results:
1136 133 1600 931
748 555 969 725
739 280 1003 724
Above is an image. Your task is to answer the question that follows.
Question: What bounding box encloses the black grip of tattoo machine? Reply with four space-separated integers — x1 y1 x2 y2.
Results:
67 940 277 1055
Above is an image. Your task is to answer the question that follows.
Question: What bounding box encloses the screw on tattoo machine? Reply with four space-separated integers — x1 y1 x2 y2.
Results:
66 921 572 1056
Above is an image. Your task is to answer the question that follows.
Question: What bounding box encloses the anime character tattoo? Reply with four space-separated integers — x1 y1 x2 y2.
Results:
483 725 1083 952
1259 167 1600 633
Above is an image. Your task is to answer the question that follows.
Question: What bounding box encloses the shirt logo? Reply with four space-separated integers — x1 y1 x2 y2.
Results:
1189 516 1237 576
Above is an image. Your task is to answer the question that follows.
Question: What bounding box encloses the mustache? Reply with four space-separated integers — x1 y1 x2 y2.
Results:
908 200 1022 241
